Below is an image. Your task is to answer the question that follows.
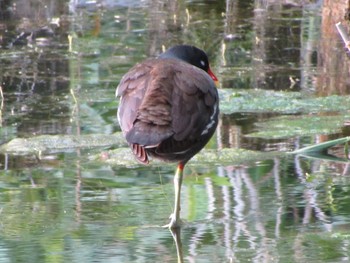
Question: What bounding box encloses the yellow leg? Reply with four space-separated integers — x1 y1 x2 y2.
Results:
163 163 184 229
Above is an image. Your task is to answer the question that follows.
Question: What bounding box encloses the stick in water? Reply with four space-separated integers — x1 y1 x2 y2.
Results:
336 22 350 52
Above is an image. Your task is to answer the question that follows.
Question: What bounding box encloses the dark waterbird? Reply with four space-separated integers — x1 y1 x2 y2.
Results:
116 45 219 229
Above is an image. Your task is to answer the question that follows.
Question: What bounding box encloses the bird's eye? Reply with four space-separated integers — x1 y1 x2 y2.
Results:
200 60 206 67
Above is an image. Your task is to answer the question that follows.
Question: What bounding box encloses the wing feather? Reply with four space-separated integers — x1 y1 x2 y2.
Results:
116 58 219 162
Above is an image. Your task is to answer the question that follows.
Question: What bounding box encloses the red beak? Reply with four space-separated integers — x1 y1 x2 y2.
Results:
208 67 219 87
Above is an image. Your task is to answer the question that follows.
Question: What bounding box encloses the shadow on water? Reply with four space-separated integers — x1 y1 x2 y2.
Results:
1 0 350 262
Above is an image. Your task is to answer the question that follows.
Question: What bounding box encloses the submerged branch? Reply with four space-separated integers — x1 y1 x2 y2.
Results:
336 22 350 53
291 137 350 155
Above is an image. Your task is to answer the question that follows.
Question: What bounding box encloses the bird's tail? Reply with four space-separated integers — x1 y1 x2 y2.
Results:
131 143 149 164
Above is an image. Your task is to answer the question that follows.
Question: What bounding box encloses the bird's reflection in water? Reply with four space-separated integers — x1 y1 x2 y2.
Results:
169 227 184 263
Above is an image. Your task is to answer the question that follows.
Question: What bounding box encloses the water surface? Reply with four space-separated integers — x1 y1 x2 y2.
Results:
1 0 350 262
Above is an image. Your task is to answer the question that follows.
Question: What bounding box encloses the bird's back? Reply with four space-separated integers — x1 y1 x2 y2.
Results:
117 58 219 164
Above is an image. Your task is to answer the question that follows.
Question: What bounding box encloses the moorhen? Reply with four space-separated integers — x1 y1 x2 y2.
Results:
116 45 219 229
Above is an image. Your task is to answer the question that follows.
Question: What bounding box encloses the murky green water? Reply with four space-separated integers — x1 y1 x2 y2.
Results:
1 0 350 262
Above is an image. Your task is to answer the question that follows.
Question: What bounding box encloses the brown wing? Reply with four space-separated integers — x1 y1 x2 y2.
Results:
117 58 218 162
116 61 156 164
154 61 218 159
116 61 151 135
117 59 175 147
171 63 218 142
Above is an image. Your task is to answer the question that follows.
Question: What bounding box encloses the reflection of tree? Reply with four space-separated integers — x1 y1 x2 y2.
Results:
173 154 350 262
316 0 350 95
147 0 183 56
146 0 224 58
220 0 331 92
0 0 71 139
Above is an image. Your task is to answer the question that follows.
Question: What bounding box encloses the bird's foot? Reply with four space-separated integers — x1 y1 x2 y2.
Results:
162 213 182 229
